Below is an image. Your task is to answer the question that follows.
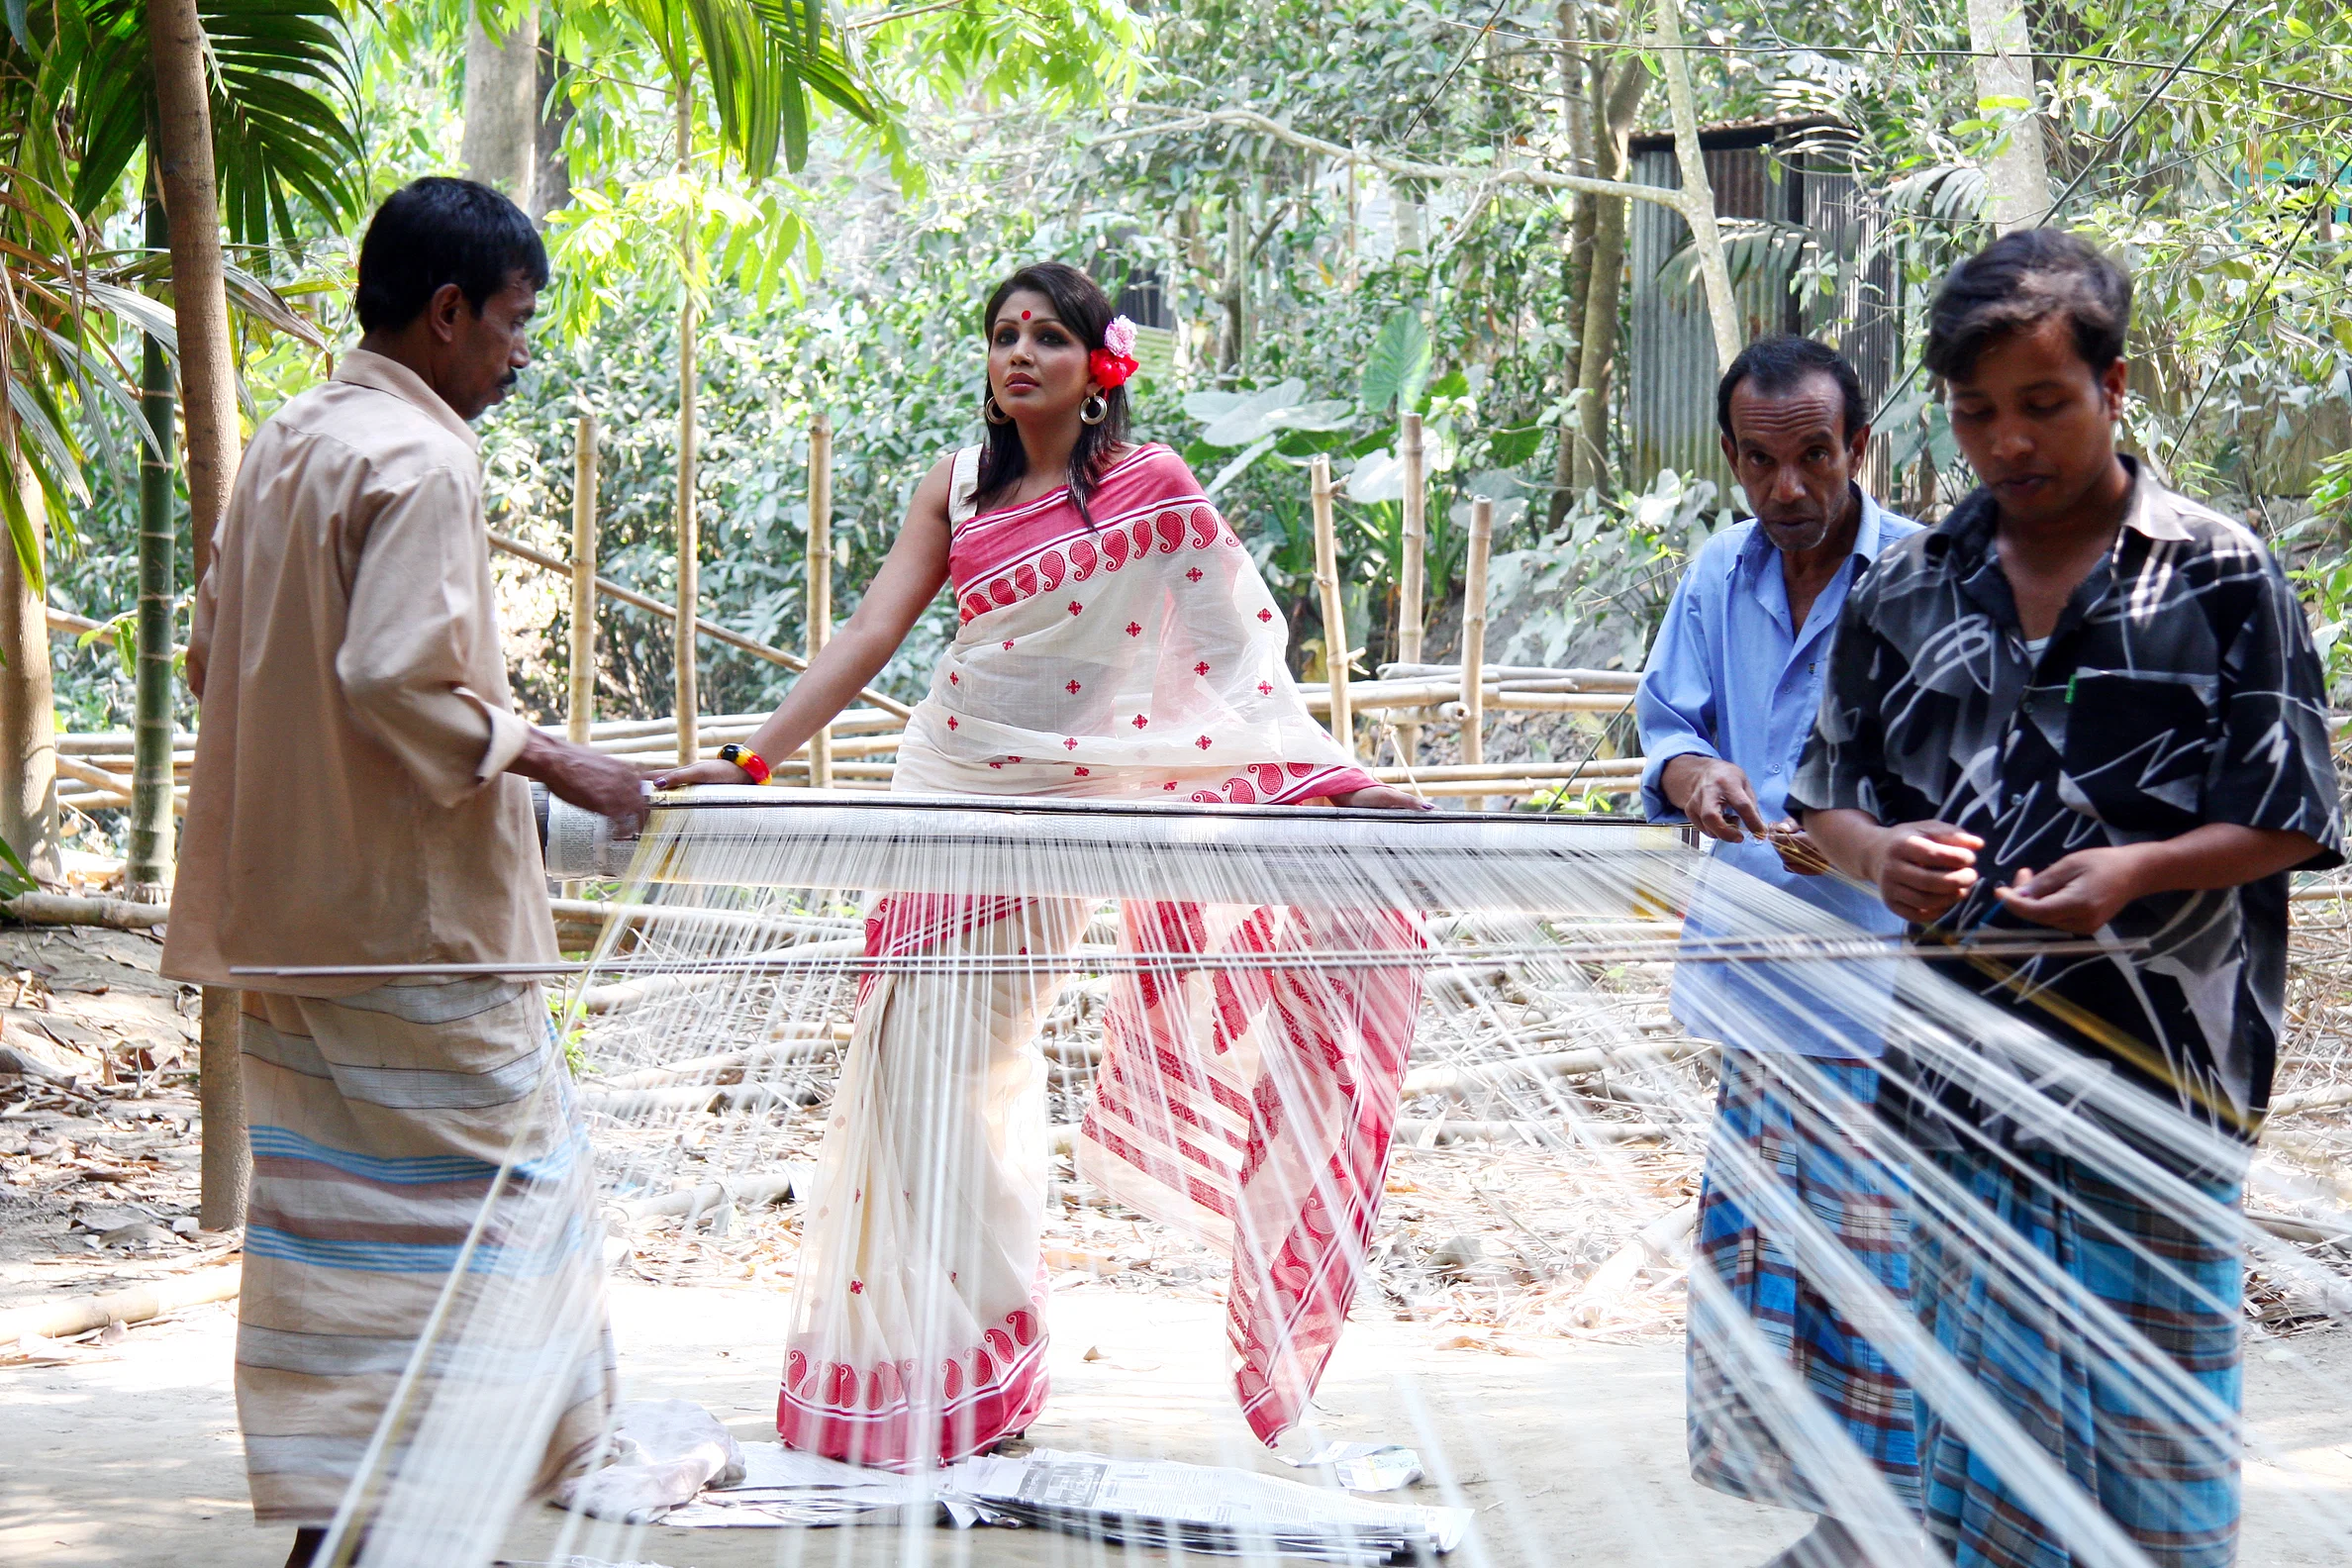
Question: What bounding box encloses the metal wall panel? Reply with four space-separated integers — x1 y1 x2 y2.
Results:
1621 135 1894 502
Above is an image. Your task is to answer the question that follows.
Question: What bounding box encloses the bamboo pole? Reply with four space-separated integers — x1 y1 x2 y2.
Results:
806 414 834 789
568 415 597 746
198 986 247 1230
1460 496 1494 811
673 76 699 768
129 182 175 901
1310 455 1353 760
1394 410 1427 767
0 1260 242 1346
482 532 912 719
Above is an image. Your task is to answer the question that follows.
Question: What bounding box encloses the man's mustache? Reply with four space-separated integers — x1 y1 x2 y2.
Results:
498 368 521 391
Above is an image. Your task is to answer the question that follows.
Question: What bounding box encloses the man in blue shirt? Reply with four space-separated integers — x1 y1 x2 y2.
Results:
1637 335 1921 1567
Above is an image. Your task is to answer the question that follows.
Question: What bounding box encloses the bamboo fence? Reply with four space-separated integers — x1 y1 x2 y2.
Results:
49 417 1648 819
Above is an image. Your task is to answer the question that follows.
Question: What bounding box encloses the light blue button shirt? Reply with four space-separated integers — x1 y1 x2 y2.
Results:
1636 491 1920 1056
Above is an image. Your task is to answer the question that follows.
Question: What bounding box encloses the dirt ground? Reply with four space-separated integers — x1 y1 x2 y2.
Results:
6 1278 2352 1568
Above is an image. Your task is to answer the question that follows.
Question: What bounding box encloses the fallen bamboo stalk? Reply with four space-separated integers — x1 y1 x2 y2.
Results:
579 1082 816 1118
593 1032 849 1089
2269 1083 2352 1117
615 1172 801 1222
60 790 188 819
55 756 134 794
1566 1200 1699 1326
1399 1038 1708 1099
2245 1207 2352 1246
47 606 188 657
487 530 913 720
580 936 867 1012
57 732 200 753
2 891 170 930
0 1261 242 1346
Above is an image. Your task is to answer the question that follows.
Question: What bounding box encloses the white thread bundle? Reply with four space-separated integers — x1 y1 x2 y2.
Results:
319 795 2352 1568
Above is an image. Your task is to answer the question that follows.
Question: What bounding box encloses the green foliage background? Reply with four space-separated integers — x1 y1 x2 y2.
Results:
29 0 2352 744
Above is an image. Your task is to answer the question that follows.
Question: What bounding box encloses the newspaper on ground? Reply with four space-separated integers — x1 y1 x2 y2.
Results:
941 1448 1471 1563
1279 1441 1426 1493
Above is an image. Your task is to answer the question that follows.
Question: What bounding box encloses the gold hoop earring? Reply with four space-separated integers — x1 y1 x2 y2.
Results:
984 395 1012 426
1080 393 1108 426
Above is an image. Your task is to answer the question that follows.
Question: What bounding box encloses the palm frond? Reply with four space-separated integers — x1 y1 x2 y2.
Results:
62 0 366 246
621 0 876 181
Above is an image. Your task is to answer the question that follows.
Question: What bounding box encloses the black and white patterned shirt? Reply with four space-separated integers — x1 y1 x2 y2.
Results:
1789 458 2343 1153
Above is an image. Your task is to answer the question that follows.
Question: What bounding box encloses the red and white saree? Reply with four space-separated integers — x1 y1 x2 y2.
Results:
776 443 1422 1467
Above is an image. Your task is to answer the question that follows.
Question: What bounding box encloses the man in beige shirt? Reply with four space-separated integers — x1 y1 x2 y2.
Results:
163 177 642 1568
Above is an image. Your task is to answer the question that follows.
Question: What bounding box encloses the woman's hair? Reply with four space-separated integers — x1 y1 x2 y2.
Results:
972 262 1132 524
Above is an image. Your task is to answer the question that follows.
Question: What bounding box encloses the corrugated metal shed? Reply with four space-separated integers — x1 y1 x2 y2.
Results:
1623 121 1896 498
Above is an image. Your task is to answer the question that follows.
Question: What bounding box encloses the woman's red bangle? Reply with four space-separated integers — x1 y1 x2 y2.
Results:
717 742 771 784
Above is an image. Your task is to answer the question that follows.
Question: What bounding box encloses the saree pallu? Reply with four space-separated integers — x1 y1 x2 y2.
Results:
777 443 1420 1467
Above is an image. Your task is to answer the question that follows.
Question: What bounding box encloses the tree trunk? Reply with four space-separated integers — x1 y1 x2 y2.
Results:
1550 5 1598 528
1653 0 1740 373
147 0 238 588
1967 0 2052 232
535 38 575 220
461 4 539 207
674 76 700 766
148 0 245 1229
0 430 57 886
1221 194 1248 375
129 174 176 900
1571 57 1649 496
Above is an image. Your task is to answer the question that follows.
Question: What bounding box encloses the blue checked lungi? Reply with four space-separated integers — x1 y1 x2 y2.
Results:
1688 1050 1920 1514
1911 1148 2242 1568
235 979 615 1525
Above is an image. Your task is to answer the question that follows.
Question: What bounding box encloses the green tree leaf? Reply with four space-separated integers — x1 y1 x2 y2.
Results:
1358 308 1430 417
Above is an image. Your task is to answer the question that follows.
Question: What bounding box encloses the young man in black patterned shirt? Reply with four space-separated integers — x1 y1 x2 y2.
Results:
1791 230 2341 1568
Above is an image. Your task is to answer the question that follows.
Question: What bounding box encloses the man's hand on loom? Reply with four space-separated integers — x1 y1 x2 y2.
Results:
1868 821 1983 925
512 730 650 833
1993 851 2141 934
1766 820 1830 876
1327 785 1434 812
1661 755 1767 843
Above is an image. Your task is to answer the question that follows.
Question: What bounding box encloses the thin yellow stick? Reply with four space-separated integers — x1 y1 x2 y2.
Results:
1461 495 1493 810
1311 455 1354 760
806 413 834 789
568 414 597 747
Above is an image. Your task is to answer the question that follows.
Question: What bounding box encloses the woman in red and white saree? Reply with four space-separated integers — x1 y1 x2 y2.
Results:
658 263 1424 1471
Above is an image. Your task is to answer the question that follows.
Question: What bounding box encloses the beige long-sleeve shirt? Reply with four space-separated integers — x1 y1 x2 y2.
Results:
162 349 557 997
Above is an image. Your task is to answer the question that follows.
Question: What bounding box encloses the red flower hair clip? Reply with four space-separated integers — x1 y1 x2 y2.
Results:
1090 314 1140 390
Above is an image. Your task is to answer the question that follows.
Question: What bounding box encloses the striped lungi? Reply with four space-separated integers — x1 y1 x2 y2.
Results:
235 979 614 1526
1911 1148 2242 1568
1687 1050 1919 1515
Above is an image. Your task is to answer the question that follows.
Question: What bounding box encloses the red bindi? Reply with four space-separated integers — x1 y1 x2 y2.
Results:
1021 310 1030 320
